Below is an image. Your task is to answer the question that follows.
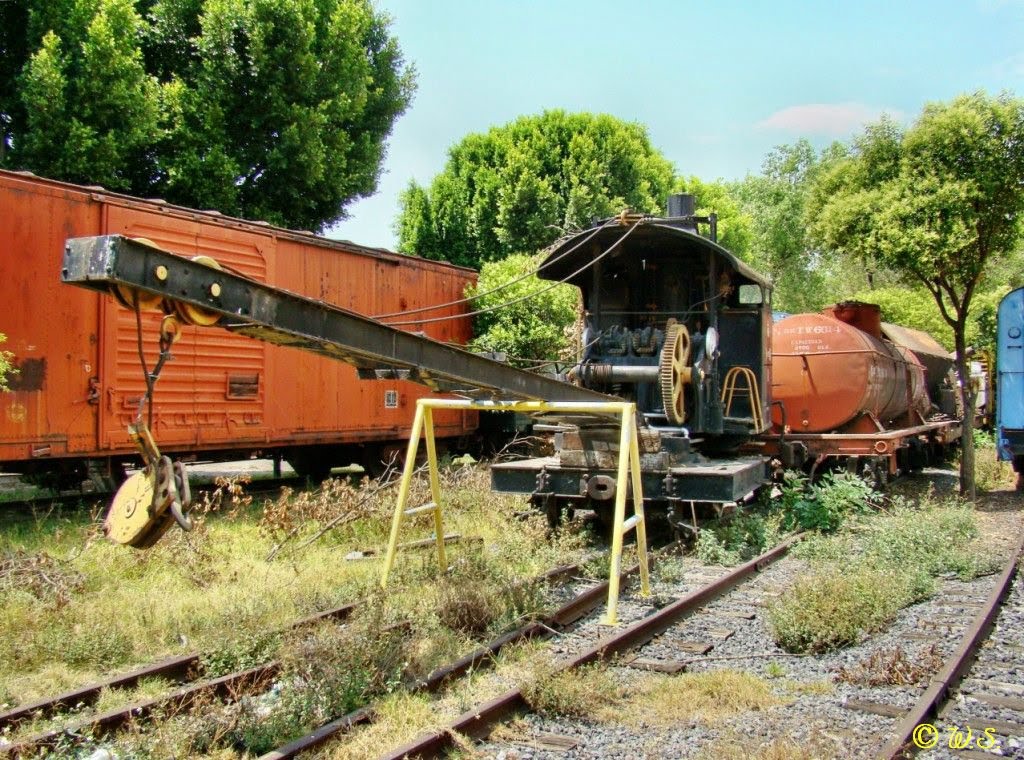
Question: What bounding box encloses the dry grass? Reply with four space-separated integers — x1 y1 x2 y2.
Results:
834 645 944 687
322 692 442 760
700 732 841 760
612 670 789 728
522 662 623 718
0 465 588 718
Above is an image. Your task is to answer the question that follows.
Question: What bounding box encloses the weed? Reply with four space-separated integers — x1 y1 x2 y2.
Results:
324 692 438 760
775 471 877 533
0 549 84 608
522 662 622 718
696 511 783 566
655 555 688 584
615 670 787 727
768 566 905 653
764 661 787 679
778 679 834 696
201 629 282 678
776 493 999 654
700 734 839 760
436 550 546 635
834 645 944 686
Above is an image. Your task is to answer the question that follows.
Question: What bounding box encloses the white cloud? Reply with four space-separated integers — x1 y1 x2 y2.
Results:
756 103 904 136
994 51 1024 77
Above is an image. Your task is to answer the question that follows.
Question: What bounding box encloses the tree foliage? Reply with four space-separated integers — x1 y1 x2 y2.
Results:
465 254 579 368
1 0 415 231
397 111 675 269
732 139 848 312
807 92 1024 497
0 333 15 391
672 175 753 258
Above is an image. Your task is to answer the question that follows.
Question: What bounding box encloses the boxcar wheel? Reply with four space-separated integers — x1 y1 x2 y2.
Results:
286 450 333 484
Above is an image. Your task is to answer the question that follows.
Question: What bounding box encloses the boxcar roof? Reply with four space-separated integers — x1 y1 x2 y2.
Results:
0 169 476 275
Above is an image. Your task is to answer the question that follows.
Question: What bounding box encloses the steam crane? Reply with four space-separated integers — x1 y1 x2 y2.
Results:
61 194 772 545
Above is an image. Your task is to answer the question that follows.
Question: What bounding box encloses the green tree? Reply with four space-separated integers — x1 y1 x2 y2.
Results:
465 254 579 368
807 92 1024 498
2 0 414 231
733 139 848 312
672 175 753 259
397 111 675 268
0 333 15 391
18 0 161 191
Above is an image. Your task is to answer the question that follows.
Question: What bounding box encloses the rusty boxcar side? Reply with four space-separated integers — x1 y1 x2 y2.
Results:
0 170 477 484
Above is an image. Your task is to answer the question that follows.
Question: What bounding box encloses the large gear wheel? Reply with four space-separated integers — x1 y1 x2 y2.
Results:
660 322 692 424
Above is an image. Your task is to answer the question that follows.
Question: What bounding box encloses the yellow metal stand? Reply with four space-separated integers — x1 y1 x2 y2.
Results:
380 398 650 625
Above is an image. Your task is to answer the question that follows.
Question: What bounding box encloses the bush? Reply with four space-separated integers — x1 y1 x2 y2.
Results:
768 566 905 653
774 495 998 653
522 663 621 717
695 512 783 566
777 471 877 533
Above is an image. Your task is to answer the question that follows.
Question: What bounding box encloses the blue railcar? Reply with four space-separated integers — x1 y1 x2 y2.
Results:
997 286 1024 488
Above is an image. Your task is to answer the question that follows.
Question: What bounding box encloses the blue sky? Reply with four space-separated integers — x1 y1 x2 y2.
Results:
328 0 1024 250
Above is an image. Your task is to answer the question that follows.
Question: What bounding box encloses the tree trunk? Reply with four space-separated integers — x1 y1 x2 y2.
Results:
953 330 977 501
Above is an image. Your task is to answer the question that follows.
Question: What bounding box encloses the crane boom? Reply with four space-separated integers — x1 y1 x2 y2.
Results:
61 235 611 404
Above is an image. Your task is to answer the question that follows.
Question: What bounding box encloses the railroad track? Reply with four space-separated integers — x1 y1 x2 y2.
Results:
875 535 1024 759
365 536 800 759
0 554 599 758
0 470 304 516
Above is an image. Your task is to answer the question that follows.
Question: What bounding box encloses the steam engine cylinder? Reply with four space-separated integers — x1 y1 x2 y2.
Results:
772 309 929 433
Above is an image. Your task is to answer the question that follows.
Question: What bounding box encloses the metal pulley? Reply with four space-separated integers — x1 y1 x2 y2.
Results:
104 456 193 548
111 238 164 311
172 255 224 326
103 311 195 548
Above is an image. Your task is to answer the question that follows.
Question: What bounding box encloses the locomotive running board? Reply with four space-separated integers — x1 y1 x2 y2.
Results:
61 235 612 405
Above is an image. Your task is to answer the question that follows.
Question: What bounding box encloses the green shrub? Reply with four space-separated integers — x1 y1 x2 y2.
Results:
774 495 998 653
768 566 905 653
777 471 876 533
522 663 621 717
695 512 783 566
201 629 282 678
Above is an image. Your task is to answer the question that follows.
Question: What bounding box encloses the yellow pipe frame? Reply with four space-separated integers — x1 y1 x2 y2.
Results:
380 398 651 625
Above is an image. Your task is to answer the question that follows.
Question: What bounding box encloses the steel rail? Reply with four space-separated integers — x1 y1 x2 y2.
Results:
0 599 356 748
0 558 587 756
379 535 799 760
255 545 681 760
877 534 1024 760
61 235 612 404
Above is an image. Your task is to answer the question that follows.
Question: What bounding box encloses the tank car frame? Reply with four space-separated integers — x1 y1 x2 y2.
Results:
758 303 961 484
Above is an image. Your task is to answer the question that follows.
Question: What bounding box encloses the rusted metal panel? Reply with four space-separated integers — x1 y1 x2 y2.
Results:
101 204 270 451
772 312 928 433
0 172 101 459
0 169 479 471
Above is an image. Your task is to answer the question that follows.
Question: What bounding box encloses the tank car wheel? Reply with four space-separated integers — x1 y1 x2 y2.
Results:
660 323 692 425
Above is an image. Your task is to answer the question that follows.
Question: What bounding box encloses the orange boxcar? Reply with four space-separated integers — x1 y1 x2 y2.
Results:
0 170 477 485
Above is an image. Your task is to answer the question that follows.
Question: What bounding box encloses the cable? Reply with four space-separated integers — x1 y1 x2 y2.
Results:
373 219 614 320
384 220 643 327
